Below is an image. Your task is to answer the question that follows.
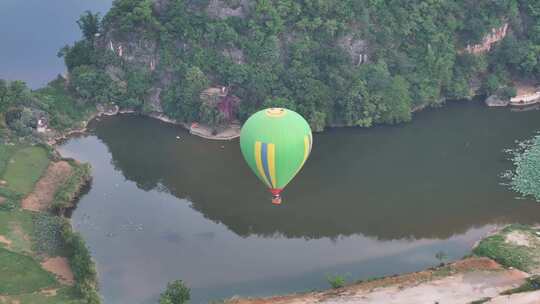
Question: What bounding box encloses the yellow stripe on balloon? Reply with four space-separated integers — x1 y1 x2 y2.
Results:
268 143 277 188
302 136 310 165
255 141 271 187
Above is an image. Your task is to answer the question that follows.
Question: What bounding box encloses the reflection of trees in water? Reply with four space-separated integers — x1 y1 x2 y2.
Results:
94 115 540 241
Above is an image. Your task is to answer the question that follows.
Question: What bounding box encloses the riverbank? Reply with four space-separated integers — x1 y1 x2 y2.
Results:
146 112 241 140
46 106 241 146
0 144 97 304
228 225 540 304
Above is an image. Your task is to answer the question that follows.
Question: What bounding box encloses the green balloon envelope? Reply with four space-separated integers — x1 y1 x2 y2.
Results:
240 108 312 196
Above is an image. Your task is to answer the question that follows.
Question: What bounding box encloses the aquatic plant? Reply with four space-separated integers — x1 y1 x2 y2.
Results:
32 213 67 256
504 134 540 202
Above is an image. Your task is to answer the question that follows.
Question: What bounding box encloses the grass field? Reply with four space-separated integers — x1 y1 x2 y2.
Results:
0 247 58 295
0 210 34 254
474 224 540 272
0 144 17 176
2 146 49 195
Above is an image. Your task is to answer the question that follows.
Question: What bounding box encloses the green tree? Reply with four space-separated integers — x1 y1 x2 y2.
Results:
70 65 115 104
163 67 209 122
262 97 296 111
77 11 101 41
199 94 226 134
58 41 96 71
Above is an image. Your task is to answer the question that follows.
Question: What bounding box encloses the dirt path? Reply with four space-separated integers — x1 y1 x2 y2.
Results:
230 258 531 304
40 288 58 296
21 161 72 212
41 257 74 285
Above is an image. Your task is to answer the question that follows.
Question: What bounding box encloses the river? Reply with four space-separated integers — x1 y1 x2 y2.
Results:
57 101 540 303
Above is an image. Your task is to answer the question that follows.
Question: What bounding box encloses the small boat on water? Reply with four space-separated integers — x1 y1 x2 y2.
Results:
509 91 540 107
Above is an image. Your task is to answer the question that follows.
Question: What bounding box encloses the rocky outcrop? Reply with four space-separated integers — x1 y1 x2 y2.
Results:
222 47 246 64
465 23 509 54
338 34 369 65
147 88 163 112
99 28 171 112
206 0 250 19
152 0 170 15
105 37 159 72
485 94 510 107
510 91 540 105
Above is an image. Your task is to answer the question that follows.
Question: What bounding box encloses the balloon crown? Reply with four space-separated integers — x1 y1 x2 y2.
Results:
265 108 287 118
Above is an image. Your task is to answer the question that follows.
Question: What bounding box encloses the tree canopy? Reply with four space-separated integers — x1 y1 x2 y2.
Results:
53 0 540 130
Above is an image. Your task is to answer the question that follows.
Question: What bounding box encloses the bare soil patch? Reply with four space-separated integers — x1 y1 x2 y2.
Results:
506 231 532 247
0 296 20 304
41 257 74 285
40 288 58 296
515 80 538 96
0 235 12 247
21 161 72 212
10 223 29 242
0 197 5 205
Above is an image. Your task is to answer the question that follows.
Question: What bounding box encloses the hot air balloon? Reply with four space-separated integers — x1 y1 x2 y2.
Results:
240 108 312 205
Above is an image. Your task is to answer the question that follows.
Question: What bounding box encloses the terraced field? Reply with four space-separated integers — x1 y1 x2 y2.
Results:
0 145 85 304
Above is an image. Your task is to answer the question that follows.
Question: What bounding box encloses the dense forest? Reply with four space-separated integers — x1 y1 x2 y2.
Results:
1 0 539 137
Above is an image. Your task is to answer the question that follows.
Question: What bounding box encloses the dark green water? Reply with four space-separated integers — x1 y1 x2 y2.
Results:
58 101 540 304
0 0 111 88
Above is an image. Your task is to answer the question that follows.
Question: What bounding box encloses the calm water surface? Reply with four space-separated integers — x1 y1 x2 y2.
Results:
0 0 111 88
58 101 540 303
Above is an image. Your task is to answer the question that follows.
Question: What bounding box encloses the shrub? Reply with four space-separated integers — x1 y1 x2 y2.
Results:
51 161 91 213
159 280 191 304
327 274 346 289
501 275 540 295
61 222 100 303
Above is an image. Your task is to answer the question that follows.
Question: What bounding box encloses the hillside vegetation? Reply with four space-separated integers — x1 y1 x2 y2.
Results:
56 0 540 132
0 0 538 140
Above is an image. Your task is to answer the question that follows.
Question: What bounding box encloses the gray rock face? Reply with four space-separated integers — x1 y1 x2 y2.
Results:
152 0 170 15
338 34 369 65
99 29 166 111
485 94 509 107
206 0 250 19
147 88 164 112
222 47 246 64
